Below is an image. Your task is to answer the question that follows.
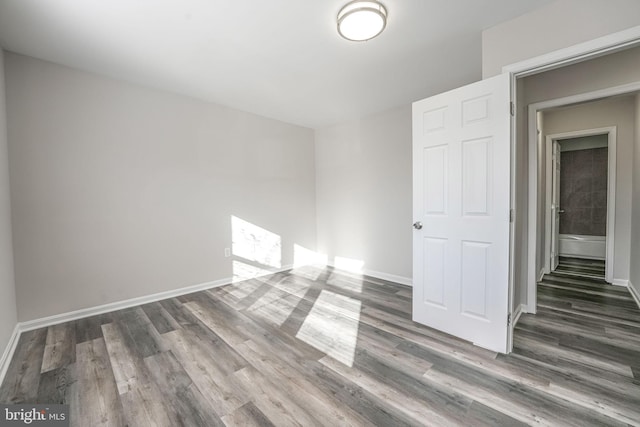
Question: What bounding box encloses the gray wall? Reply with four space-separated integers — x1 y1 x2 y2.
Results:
632 94 640 299
5 52 316 321
315 105 412 282
543 96 635 282
482 0 640 78
0 51 17 359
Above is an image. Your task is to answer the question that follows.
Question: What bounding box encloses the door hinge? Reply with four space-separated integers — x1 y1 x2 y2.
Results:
507 313 512 325
510 102 515 117
509 209 515 223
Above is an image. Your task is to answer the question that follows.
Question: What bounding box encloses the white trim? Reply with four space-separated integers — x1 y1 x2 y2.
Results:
611 279 629 287
526 103 538 314
532 82 640 111
0 324 20 386
628 281 640 309
507 72 517 353
503 25 640 77
542 127 616 281
326 262 412 288
363 269 412 287
544 135 553 274
19 266 292 332
538 269 545 282
509 303 526 350
527 82 640 316
605 128 617 283
513 303 525 327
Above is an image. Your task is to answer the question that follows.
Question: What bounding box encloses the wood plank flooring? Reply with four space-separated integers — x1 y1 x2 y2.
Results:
554 256 606 279
1 264 640 426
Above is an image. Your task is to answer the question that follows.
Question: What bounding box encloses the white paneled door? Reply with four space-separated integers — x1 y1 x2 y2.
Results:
412 73 511 353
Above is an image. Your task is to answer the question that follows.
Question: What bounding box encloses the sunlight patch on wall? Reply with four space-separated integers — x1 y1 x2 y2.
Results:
231 215 281 268
334 256 364 273
293 244 328 268
295 290 362 367
291 244 328 281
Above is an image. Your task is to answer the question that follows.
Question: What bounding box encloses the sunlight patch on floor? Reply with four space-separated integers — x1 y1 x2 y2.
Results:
232 260 275 283
247 277 309 326
295 290 362 367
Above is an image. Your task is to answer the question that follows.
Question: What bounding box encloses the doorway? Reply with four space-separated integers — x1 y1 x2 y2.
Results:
543 128 617 283
526 91 639 315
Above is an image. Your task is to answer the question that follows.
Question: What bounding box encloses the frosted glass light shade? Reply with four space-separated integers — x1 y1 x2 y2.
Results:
337 1 387 42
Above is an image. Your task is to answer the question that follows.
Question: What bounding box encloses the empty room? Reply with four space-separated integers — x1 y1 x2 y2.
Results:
1 1 640 426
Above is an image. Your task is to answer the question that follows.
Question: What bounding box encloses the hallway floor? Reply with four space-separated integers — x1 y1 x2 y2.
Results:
514 260 640 424
554 257 606 279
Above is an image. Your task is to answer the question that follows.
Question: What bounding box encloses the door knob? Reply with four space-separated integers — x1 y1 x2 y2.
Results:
413 221 423 230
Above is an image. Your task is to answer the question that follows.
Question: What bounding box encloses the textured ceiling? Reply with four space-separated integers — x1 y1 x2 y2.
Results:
0 0 553 128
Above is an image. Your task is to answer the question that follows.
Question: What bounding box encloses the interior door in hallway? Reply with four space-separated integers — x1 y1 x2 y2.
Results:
551 140 561 270
412 73 511 353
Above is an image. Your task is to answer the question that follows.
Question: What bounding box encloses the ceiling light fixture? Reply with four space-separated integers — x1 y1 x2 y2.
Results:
337 1 387 42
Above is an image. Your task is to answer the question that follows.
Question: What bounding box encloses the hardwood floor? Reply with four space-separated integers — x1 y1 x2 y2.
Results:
554 256 606 279
1 265 639 426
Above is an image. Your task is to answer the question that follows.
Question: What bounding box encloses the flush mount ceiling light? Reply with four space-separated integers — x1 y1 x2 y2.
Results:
337 0 387 42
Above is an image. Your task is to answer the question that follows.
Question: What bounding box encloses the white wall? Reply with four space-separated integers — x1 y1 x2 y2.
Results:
0 50 18 359
5 52 316 321
482 0 640 77
315 105 412 283
631 94 640 300
542 96 636 283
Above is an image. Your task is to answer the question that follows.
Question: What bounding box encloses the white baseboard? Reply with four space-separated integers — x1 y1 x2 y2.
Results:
0 324 20 387
611 278 629 287
20 265 293 333
363 269 412 287
628 281 640 309
325 262 412 287
538 269 545 282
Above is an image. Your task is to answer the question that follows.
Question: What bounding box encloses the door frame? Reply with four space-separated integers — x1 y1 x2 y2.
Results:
543 127 617 282
501 25 640 335
547 138 562 272
526 86 640 313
